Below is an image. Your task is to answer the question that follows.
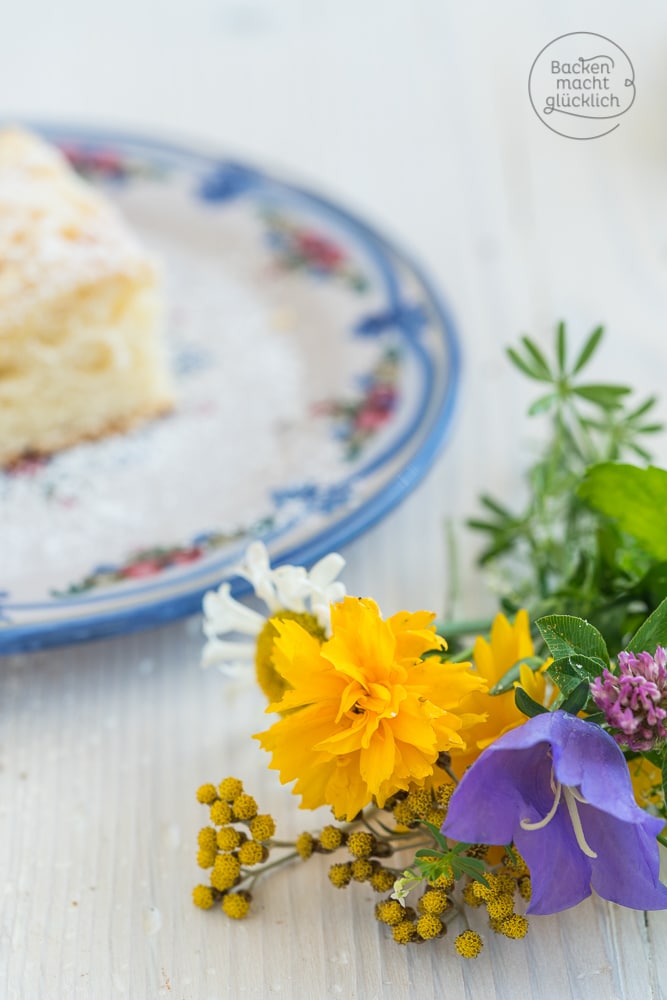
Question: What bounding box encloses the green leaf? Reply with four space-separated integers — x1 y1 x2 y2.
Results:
415 848 441 860
536 615 610 666
582 710 605 725
477 540 517 565
625 597 667 655
466 518 504 534
572 384 631 409
661 752 667 816
632 562 667 606
547 654 607 699
504 844 519 866
558 682 591 716
627 396 657 421
578 464 667 560
572 325 604 374
514 687 549 718
636 424 664 435
479 494 514 519
639 749 663 769
547 662 589 698
520 336 553 380
629 444 654 463
418 820 449 850
454 857 489 880
506 347 551 383
556 321 567 375
527 392 558 416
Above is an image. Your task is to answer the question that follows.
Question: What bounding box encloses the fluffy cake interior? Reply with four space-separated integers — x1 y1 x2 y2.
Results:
0 273 171 464
0 128 174 466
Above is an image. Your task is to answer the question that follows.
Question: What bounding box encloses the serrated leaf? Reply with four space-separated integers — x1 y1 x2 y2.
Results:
546 663 583 698
625 596 667 656
578 464 667 560
550 653 607 680
572 325 604 374
536 615 610 665
547 655 605 699
514 687 549 718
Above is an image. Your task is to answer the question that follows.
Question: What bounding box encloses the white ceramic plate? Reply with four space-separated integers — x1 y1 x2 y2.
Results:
0 126 460 652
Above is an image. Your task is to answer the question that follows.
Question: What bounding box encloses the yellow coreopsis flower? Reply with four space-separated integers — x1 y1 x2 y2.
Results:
254 597 486 820
450 609 551 774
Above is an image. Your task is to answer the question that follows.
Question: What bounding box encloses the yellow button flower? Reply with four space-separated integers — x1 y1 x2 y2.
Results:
255 597 485 820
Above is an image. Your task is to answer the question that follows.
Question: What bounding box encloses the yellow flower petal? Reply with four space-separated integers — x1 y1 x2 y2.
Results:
451 610 551 772
254 596 484 819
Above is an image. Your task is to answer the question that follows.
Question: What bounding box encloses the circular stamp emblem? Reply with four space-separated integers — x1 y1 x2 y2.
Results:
529 32 635 139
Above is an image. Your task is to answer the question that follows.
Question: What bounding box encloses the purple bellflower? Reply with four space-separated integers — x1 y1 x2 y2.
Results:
442 710 667 915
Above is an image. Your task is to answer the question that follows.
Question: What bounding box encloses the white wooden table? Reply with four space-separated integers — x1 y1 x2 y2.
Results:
3 2 667 996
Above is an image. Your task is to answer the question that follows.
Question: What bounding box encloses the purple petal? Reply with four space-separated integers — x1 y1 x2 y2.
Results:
581 804 667 910
513 802 593 914
442 711 667 915
547 714 648 822
442 745 545 845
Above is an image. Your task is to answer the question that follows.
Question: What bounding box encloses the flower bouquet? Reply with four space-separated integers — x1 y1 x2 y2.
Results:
191 325 667 958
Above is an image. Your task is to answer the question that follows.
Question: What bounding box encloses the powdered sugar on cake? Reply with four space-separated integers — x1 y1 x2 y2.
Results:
0 130 152 332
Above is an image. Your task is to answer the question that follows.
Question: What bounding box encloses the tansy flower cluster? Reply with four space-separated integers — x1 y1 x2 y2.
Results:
193 768 536 956
193 777 277 920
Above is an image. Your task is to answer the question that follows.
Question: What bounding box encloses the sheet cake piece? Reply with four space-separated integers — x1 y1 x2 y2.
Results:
0 128 173 465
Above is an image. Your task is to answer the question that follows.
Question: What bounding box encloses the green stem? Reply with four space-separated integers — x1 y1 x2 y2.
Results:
244 850 299 890
435 618 493 638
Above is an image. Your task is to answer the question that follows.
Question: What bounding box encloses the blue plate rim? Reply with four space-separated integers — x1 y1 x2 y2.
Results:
0 123 461 653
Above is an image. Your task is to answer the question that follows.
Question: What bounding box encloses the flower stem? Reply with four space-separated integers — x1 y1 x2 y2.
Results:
435 618 493 638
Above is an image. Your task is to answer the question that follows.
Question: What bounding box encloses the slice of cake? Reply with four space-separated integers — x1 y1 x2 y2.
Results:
0 128 173 466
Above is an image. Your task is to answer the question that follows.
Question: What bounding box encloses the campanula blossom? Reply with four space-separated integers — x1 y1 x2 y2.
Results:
442 710 667 915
